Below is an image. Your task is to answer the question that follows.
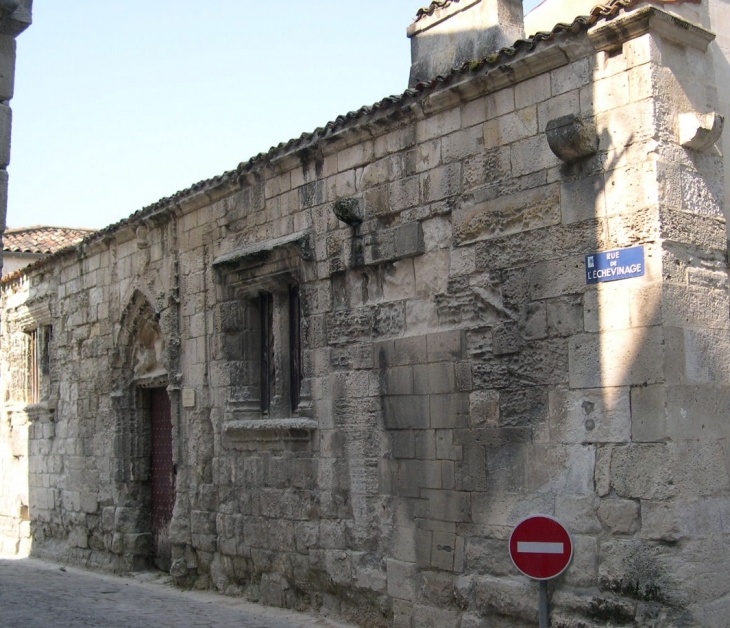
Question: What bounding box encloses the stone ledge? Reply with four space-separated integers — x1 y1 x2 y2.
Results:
24 401 55 423
212 230 312 268
222 418 317 442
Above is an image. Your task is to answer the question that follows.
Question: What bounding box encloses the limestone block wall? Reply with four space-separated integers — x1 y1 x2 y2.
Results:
0 275 32 554
0 5 728 627
0 0 32 557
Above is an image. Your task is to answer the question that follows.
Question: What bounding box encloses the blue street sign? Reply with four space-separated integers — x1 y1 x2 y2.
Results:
585 246 645 284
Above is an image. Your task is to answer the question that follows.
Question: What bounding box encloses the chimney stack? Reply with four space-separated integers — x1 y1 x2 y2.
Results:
408 0 525 87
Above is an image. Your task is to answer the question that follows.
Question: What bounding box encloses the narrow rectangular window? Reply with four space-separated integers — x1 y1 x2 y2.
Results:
40 325 52 378
289 284 301 413
259 291 274 415
27 329 39 404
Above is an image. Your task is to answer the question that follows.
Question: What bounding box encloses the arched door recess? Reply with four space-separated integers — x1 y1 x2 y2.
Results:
111 290 175 571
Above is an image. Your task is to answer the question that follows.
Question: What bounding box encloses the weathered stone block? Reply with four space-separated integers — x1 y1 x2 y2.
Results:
387 559 418 601
499 387 548 427
395 222 425 260
675 327 730 385
673 440 730 497
412 604 460 627
414 362 455 395
453 183 560 245
415 430 436 460
442 125 484 163
473 575 536 622
462 147 511 192
430 393 469 429
511 133 561 178
529 255 587 300
469 389 500 427
484 108 537 147
454 446 487 492
391 431 415 459
414 250 449 297
563 534 598 587
436 430 463 461
569 328 664 389
597 539 682 607
547 295 584 336
492 322 521 355
455 361 472 392
426 330 462 362
596 498 640 535
384 396 430 430
610 444 676 500
389 176 420 212
423 489 470 523
421 162 461 203
0 34 15 101
631 384 667 442
383 366 414 396
550 386 631 444
527 444 595 495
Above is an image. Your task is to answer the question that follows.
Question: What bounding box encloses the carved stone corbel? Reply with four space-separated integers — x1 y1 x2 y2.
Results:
546 114 599 163
679 111 724 152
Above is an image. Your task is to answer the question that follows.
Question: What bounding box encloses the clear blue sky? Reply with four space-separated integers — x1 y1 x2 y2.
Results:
7 0 543 230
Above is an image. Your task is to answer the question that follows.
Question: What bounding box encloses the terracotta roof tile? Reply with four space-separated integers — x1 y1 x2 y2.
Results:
3 226 96 254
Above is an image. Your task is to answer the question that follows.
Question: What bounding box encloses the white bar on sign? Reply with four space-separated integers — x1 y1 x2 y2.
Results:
517 542 564 554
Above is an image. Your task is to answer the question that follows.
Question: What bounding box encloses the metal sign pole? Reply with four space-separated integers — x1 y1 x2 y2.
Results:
539 580 549 628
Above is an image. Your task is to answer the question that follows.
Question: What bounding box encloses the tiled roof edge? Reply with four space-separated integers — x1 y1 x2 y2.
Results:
3 0 637 284
2 226 97 253
415 0 461 22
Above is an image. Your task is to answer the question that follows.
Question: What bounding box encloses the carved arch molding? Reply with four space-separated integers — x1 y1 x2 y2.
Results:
111 290 170 483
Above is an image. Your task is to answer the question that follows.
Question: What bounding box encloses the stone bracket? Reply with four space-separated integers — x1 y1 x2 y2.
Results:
546 114 599 162
333 197 363 226
356 221 425 268
679 111 724 152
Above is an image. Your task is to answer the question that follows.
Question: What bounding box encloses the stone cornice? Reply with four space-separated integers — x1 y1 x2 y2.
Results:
588 5 715 52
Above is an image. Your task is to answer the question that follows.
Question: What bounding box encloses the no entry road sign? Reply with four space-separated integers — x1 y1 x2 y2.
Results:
509 515 573 580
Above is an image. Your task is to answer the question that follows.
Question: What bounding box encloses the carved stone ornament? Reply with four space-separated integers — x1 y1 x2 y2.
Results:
545 114 599 162
136 224 149 249
133 318 166 380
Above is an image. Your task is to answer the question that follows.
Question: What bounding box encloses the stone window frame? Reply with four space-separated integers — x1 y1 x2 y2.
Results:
12 298 54 415
213 231 316 443
235 273 302 420
23 325 51 405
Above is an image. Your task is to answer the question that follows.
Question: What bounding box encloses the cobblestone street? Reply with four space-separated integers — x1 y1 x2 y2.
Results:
0 558 358 628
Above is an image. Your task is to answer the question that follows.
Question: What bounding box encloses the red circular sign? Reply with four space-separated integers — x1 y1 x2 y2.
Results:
509 515 573 580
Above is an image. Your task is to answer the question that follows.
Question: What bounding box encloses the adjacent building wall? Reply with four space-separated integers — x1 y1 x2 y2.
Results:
0 0 32 555
1 3 729 627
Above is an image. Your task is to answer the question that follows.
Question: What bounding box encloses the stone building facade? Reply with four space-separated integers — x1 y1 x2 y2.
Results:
1 0 729 626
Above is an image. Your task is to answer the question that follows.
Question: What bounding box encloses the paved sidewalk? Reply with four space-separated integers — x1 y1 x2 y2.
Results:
0 557 359 628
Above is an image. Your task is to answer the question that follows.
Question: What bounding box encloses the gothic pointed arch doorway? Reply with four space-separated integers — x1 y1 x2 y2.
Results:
111 290 176 571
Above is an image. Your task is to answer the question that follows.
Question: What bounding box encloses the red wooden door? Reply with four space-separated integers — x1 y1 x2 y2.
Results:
150 388 175 570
